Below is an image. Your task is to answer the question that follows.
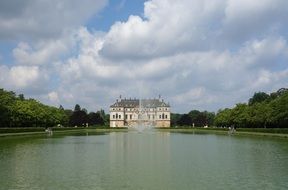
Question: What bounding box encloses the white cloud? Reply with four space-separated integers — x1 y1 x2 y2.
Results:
12 38 71 65
53 27 288 112
1 0 288 113
9 66 40 88
222 0 288 43
0 0 108 40
0 65 47 91
100 0 228 59
48 91 60 104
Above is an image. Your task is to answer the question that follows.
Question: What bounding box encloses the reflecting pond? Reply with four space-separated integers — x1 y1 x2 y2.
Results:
0 131 288 190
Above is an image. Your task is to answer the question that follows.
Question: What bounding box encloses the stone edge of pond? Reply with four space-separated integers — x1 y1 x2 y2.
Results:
0 128 129 137
157 128 288 138
1 128 288 138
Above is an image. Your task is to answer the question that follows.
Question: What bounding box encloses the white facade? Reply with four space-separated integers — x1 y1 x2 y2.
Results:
110 98 170 128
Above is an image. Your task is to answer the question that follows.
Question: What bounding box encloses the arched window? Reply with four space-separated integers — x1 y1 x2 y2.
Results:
162 113 165 120
116 113 118 119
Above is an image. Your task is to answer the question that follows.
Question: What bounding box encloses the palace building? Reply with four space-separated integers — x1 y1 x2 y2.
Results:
109 97 170 128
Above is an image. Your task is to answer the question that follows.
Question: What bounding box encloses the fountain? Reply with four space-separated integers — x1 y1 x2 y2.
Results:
129 98 156 132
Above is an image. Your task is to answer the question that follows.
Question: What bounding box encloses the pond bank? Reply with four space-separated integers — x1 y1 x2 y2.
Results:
1 127 288 138
0 127 128 137
158 128 288 138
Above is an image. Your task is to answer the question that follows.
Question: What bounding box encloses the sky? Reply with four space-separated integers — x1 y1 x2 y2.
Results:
0 0 288 113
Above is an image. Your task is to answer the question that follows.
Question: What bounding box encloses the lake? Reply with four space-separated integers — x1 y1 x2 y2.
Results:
0 131 287 190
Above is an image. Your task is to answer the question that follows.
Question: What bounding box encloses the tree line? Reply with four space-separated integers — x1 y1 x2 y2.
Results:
214 88 288 128
65 104 108 127
0 88 108 128
171 88 288 128
1 87 287 128
171 110 215 127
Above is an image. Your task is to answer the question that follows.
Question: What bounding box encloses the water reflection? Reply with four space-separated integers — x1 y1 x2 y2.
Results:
108 131 171 189
0 132 288 190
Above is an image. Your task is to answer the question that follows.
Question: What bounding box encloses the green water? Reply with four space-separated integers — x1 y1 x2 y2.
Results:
0 131 287 190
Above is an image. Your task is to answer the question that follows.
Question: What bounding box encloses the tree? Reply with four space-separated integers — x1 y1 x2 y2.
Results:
214 108 232 127
178 114 192 126
188 110 215 127
270 91 288 128
0 88 68 128
189 110 201 126
171 113 181 126
230 103 249 128
18 94 25 101
215 88 288 128
249 92 270 105
74 104 81 112
70 109 88 127
0 89 16 127
206 112 215 126
59 105 64 110
88 112 105 126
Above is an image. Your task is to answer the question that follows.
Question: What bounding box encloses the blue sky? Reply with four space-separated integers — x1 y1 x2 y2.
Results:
87 0 145 31
0 0 288 113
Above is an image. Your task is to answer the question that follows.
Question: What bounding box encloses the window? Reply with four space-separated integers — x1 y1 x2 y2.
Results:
119 115 121 119
162 113 165 120
116 113 118 119
165 114 168 119
130 115 132 119
159 115 161 119
125 114 128 119
113 115 115 119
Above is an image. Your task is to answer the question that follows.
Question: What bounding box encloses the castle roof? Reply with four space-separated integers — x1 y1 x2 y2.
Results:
110 98 170 108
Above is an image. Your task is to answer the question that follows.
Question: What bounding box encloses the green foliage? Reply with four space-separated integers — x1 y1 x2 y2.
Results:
215 88 288 128
248 92 270 105
0 88 68 128
0 89 17 127
88 112 104 126
0 88 110 128
172 110 215 127
70 109 88 127
214 108 232 127
74 104 81 112
68 104 107 127
177 114 192 126
171 113 181 126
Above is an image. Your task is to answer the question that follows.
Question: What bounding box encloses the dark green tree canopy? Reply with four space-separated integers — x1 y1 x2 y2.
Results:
74 104 81 112
248 92 270 105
